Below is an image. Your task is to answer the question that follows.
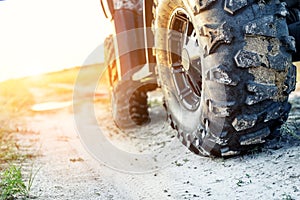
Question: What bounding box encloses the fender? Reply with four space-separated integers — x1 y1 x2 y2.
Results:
101 0 156 81
100 0 114 20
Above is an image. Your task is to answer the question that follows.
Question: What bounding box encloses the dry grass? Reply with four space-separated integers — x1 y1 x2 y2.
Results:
0 64 107 165
0 63 108 199
23 63 106 102
0 80 34 115
0 78 34 167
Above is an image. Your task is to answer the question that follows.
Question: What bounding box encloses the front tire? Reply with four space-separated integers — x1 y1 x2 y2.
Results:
154 0 296 156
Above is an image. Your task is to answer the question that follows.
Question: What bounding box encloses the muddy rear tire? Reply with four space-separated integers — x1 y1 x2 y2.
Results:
111 80 158 129
104 35 157 129
154 0 296 156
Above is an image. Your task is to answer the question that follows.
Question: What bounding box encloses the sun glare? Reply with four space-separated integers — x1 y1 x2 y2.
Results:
0 0 113 82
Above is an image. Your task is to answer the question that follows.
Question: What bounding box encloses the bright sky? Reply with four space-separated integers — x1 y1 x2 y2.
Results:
0 0 113 81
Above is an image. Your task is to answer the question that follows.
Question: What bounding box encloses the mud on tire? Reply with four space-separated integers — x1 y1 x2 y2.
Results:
154 0 296 157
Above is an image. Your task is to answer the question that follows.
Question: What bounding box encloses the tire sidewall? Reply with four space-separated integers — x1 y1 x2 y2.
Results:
155 0 206 134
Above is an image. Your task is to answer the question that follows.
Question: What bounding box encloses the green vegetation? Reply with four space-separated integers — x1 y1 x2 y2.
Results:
0 165 27 199
0 69 41 199
0 80 34 199
0 164 39 200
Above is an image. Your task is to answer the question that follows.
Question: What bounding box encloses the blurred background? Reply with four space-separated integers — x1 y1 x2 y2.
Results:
0 0 113 82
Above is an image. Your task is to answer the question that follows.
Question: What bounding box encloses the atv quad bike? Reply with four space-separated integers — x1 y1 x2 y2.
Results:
101 0 300 157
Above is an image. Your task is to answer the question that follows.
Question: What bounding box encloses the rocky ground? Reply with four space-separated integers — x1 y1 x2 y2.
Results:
23 90 300 199
2 64 300 200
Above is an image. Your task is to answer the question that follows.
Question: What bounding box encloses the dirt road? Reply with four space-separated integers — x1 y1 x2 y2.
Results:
21 87 300 200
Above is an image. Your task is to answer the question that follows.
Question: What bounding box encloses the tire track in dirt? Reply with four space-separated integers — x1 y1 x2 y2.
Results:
27 111 126 199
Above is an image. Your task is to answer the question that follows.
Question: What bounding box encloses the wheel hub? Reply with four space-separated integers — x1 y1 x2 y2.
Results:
181 49 190 71
168 9 202 111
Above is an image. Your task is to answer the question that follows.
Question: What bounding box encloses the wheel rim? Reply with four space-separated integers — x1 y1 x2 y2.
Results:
168 8 202 111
